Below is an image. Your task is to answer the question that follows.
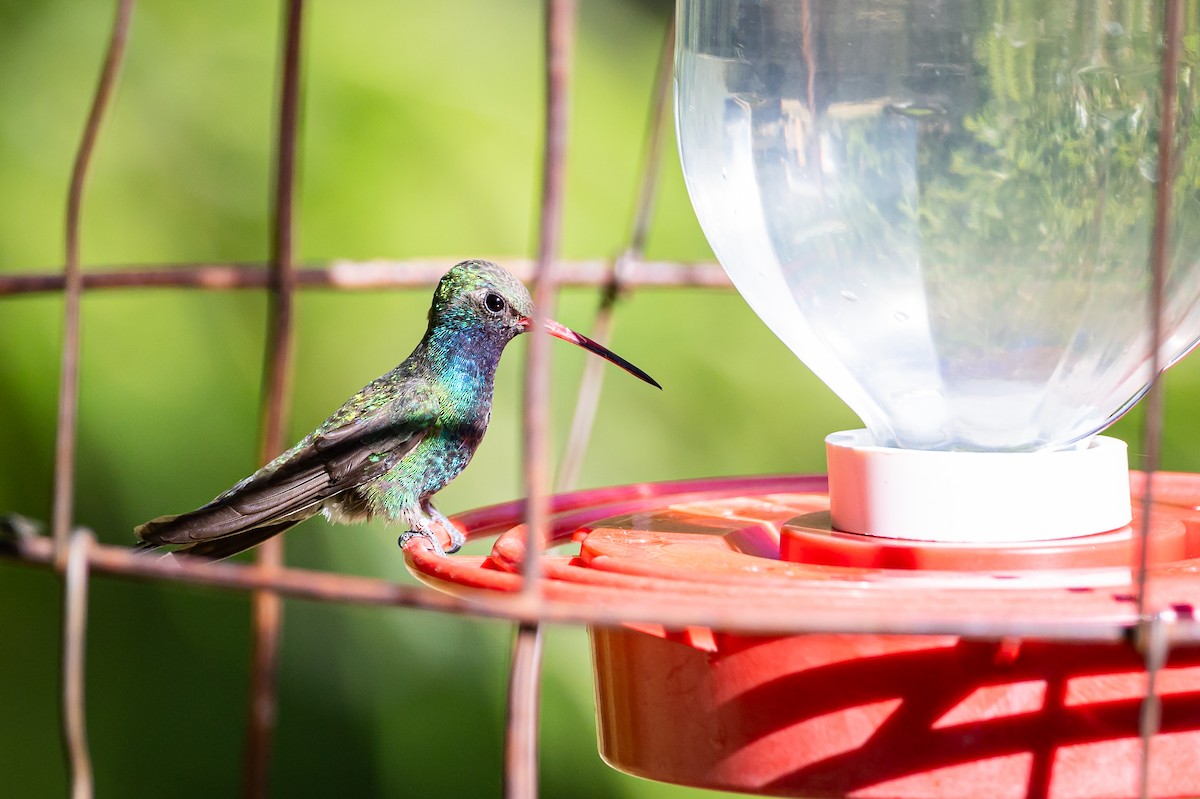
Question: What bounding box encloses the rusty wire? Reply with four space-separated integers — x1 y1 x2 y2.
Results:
508 1 578 795
50 2 135 796
0 258 727 296
3 0 1191 795
16 528 1200 642
52 0 136 568
243 3 307 796
1137 611 1173 799
557 16 676 492
61 529 95 799
1135 1 1184 794
521 0 576 596
1136 0 1182 621
504 623 545 799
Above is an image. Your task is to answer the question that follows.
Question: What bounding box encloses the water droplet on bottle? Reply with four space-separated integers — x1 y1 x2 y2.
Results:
840 290 858 302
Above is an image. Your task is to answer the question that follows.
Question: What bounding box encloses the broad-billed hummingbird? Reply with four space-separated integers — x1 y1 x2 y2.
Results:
135 260 659 559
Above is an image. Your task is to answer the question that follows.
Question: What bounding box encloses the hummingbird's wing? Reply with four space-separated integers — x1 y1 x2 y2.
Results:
135 381 438 554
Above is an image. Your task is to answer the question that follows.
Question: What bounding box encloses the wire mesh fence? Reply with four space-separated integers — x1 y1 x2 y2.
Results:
0 1 1191 798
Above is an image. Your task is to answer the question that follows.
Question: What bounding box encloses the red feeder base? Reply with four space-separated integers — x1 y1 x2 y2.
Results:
593 628 1200 799
407 473 1200 799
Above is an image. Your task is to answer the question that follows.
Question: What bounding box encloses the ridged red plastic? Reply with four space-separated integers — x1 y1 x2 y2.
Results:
407 473 1200 798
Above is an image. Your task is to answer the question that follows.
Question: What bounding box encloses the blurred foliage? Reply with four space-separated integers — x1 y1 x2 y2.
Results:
0 1 842 797
1 1 1199 797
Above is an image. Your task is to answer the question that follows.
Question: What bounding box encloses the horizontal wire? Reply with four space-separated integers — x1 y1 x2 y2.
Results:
0 259 728 296
7 533 1196 644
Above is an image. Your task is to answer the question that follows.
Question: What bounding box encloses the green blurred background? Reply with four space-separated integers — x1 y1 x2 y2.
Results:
1 1 1198 796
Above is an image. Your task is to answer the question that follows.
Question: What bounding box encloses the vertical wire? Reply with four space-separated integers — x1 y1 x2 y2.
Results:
557 14 675 492
503 623 545 799
52 0 136 568
1136 1 1182 795
508 2 576 797
1135 0 1180 622
1137 611 1171 799
522 0 576 593
243 2 305 796
62 529 95 799
54 4 134 791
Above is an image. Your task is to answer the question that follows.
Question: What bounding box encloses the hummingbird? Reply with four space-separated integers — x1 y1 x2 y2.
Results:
135 259 660 560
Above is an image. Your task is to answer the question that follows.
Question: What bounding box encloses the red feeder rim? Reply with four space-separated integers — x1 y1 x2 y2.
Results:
404 473 1200 798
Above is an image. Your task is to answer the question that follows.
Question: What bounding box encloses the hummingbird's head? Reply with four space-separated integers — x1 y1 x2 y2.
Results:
428 260 535 344
428 260 661 389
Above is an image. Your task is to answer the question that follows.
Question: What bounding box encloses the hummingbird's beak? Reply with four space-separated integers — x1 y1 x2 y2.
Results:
522 317 661 389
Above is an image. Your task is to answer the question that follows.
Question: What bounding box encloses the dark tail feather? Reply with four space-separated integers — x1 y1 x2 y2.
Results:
171 520 302 560
132 520 301 561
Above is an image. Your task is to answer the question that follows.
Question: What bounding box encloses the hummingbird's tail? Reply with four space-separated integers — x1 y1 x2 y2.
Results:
134 519 303 560
133 448 338 560
134 374 424 561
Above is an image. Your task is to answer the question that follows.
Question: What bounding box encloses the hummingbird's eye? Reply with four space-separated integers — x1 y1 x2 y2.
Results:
484 292 506 314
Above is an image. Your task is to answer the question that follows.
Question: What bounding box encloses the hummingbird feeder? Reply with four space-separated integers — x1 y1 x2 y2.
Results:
410 1 1200 797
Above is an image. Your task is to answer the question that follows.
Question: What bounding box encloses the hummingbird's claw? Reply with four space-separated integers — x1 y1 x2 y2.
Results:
422 503 465 553
399 529 459 556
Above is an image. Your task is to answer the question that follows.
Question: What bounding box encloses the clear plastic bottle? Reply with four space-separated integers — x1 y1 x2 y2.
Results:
676 0 1200 451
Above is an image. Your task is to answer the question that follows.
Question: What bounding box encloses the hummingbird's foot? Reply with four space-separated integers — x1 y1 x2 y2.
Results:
399 530 449 556
419 502 465 554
